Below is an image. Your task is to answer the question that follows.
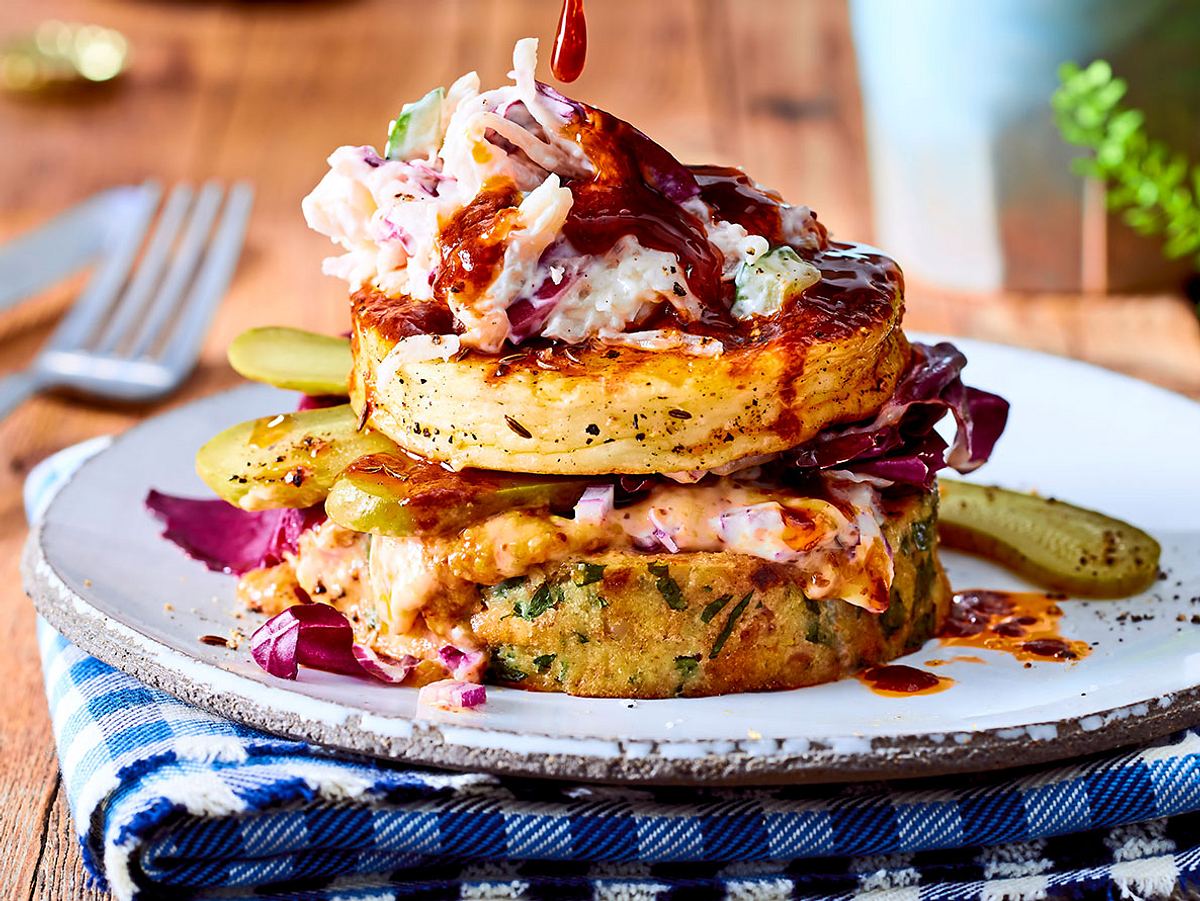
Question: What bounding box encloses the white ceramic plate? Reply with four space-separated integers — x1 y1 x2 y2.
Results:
24 336 1200 785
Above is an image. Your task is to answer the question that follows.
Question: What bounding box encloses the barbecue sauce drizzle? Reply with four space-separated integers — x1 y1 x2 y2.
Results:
941 590 1091 663
558 110 729 321
857 665 953 697
551 0 587 83
857 589 1091 697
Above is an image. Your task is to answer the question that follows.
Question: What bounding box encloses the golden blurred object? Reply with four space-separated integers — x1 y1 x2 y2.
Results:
0 21 128 94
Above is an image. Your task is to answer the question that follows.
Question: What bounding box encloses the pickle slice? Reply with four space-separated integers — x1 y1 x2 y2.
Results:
227 327 352 396
326 453 593 537
938 479 1160 598
197 405 398 510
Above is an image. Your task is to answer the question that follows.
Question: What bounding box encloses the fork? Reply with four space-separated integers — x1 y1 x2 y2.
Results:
0 180 254 420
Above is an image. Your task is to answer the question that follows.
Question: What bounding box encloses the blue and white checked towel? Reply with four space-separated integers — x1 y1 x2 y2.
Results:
26 441 1200 900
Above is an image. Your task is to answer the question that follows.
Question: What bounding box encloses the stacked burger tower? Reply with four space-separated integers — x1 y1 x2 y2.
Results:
158 40 1008 699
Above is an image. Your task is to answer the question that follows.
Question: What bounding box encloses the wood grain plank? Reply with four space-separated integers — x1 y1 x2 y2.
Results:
31 780 108 901
708 0 872 239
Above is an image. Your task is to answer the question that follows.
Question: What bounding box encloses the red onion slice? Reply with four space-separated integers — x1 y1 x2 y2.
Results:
648 508 680 553
438 645 487 681
353 645 418 684
573 484 614 527
418 679 488 711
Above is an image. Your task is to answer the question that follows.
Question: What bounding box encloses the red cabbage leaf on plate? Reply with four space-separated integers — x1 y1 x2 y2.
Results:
145 491 325 576
788 341 1010 489
249 601 418 684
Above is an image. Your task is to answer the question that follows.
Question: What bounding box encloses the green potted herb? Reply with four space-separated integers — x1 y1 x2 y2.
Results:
1054 60 1200 314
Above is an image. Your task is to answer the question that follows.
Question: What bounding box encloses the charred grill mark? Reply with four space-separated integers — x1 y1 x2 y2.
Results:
603 568 631 591
750 565 783 590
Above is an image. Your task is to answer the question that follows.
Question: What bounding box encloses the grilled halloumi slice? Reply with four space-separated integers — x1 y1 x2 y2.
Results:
350 243 908 476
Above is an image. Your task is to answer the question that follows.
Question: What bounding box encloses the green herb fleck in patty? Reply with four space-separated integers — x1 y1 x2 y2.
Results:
700 593 733 624
513 582 559 620
572 562 607 586
491 652 527 683
710 591 754 659
648 562 687 610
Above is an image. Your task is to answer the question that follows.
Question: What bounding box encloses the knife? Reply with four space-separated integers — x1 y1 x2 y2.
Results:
0 182 160 314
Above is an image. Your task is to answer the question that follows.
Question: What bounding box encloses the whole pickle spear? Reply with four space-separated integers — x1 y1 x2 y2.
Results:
227 327 352 396
938 479 1160 598
326 453 593 537
197 404 398 510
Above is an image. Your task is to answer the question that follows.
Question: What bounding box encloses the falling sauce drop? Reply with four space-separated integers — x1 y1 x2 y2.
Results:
552 0 587 82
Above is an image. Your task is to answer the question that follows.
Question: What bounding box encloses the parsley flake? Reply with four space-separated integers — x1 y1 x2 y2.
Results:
648 562 687 610
572 562 606 586
513 582 560 620
709 591 754 659
700 593 733 624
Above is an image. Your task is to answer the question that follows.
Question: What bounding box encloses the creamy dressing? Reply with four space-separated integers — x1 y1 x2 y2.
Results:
611 477 892 610
236 520 370 614
238 474 894 675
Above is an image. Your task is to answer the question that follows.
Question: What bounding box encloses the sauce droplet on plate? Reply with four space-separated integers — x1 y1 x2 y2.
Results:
552 0 587 82
857 664 953 697
940 589 1091 663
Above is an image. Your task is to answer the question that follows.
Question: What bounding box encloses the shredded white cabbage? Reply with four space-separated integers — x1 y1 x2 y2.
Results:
458 175 573 352
540 236 701 344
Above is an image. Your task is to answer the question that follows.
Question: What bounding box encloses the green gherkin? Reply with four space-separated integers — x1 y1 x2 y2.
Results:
196 404 398 510
227 327 352 396
325 457 593 537
939 479 1160 598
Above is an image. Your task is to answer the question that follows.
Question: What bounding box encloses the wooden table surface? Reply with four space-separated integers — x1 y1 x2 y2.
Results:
2 1 1199 897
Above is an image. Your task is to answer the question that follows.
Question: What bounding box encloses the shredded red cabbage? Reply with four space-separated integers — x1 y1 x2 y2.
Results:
507 268 573 341
535 81 585 121
145 491 325 575
297 393 348 411
250 601 417 684
787 342 1009 489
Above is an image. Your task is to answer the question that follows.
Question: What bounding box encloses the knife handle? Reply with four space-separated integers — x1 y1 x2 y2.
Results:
0 371 45 421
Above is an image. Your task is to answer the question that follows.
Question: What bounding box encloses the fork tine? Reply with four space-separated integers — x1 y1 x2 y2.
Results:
158 182 254 373
44 181 161 354
126 181 225 359
93 184 194 354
